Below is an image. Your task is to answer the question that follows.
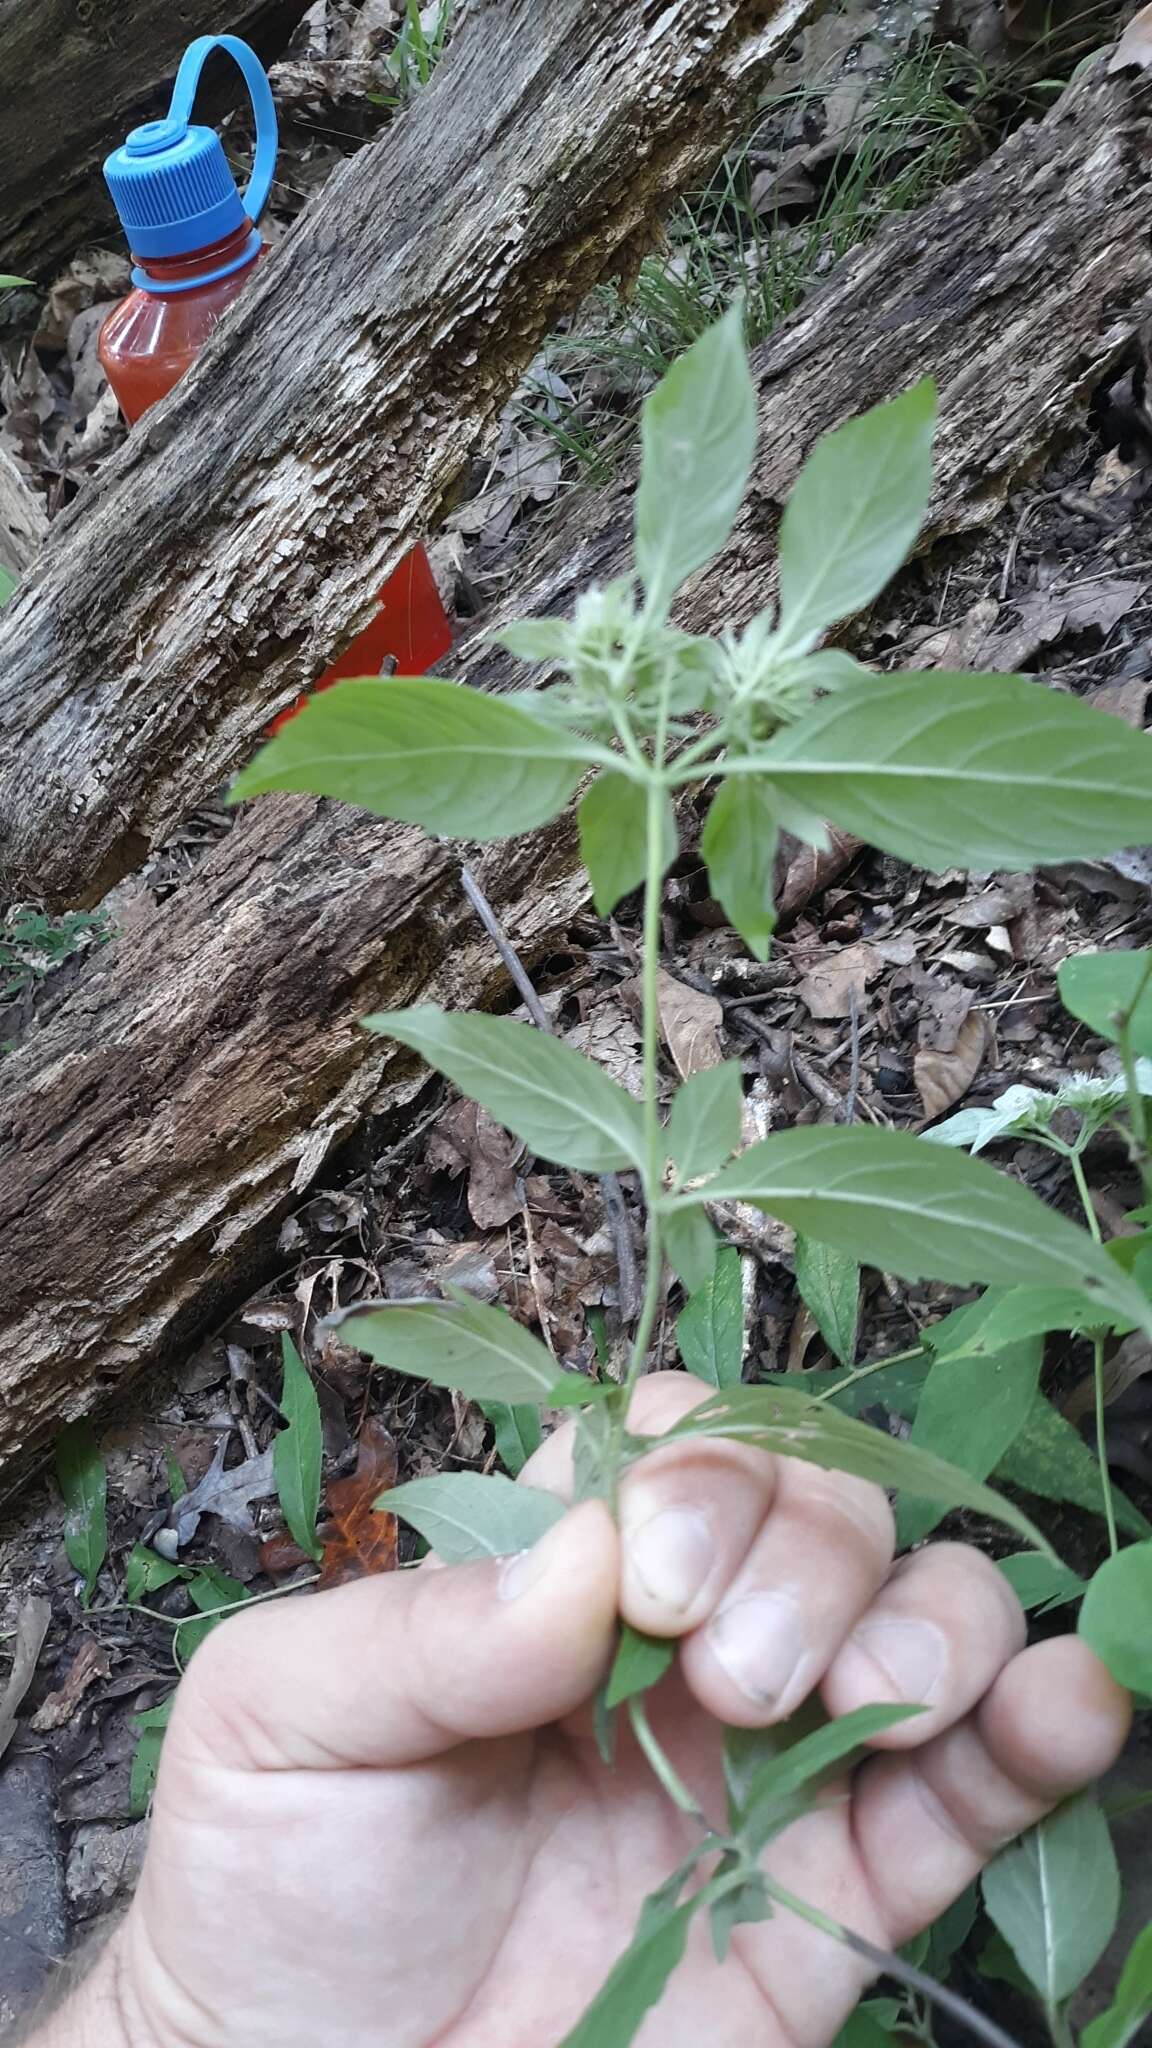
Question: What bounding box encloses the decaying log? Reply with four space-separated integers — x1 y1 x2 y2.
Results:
0 0 815 909
2 59 1151 1497
0 0 312 284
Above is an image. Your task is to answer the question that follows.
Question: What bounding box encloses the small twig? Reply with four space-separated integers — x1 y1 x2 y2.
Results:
460 863 642 1326
843 985 861 1126
460 863 551 1030
791 1049 843 1115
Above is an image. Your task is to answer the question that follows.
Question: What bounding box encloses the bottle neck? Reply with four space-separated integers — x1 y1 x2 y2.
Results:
132 219 259 293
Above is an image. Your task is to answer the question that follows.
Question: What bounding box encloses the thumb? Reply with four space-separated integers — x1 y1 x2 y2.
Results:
167 1499 619 1773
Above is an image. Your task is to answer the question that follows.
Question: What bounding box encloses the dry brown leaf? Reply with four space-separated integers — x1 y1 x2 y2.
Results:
30 1637 110 1732
1063 1332 1152 1423
318 1417 399 1591
656 970 724 1077
1088 675 1152 728
566 998 644 1097
916 979 978 1054
797 942 879 1021
914 1010 989 1120
777 828 862 920
427 1100 524 1228
0 1594 51 1760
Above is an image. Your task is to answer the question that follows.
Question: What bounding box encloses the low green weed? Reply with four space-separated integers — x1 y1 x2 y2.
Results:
227 306 1152 2044
0 904 108 1005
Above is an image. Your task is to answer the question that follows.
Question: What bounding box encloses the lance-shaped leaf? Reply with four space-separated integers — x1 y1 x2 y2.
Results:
366 1006 648 1173
634 302 758 611
776 379 935 652
605 1625 675 1710
700 776 779 962
753 671 1152 870
273 1334 324 1562
579 771 677 916
677 1245 744 1388
342 1294 564 1404
1082 1923 1152 2048
794 1234 859 1368
897 1337 1041 1548
677 1126 1150 1335
666 1061 743 1183
230 677 600 839
379 1472 564 1562
637 1384 1053 1552
56 1421 108 1609
733 1702 922 1855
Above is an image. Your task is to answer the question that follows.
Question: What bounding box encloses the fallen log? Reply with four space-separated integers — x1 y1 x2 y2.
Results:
0 0 312 284
0 0 814 909
2 58 1151 1497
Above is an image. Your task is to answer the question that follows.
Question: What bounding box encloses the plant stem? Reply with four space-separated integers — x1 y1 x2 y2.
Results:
814 1344 927 1404
1066 1142 1119 1555
1092 1332 1119 1558
628 1696 709 1830
1069 1146 1101 1244
621 740 672 1416
765 1877 1025 2048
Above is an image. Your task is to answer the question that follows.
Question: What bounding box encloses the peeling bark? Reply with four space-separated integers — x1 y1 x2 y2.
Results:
0 0 312 283
1 61 1151 1497
0 0 814 909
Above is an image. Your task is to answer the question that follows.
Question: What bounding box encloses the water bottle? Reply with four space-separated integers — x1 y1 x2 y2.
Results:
99 34 452 711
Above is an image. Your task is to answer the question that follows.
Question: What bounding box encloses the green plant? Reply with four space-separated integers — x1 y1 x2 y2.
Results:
230 305 1152 2042
371 0 453 108
0 904 108 1004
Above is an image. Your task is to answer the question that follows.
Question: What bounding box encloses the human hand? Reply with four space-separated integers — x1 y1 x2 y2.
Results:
58 1377 1129 2048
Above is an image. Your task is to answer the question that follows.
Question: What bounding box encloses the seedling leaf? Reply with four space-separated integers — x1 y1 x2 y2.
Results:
700 775 778 962
378 1471 564 1562
343 1293 562 1403
677 1245 744 1388
580 771 676 915
273 1334 324 1562
55 1421 108 1608
982 1791 1119 2005
634 302 757 611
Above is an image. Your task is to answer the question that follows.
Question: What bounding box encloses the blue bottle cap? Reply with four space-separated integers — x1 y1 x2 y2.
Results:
103 35 277 288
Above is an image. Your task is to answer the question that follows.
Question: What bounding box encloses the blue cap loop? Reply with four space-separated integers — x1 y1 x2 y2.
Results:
168 35 278 228
103 35 277 267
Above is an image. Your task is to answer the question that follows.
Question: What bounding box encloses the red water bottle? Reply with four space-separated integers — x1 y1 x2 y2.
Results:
98 34 452 720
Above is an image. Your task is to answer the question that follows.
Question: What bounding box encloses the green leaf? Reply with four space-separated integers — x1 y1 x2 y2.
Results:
229 677 596 838
493 618 575 665
0 564 17 608
366 1006 647 1173
776 380 935 653
833 2004 902 2048
662 1203 718 1294
579 772 676 916
677 1244 744 1388
927 1285 1114 1355
55 1421 108 1608
667 1061 743 1183
480 1399 543 1476
757 670 1152 871
644 1383 1052 1552
700 776 779 963
982 1791 1119 2006
123 1545 192 1606
165 1449 188 1499
557 1879 704 2048
683 1126 1150 1335
794 1235 859 1368
342 1293 562 1403
605 1624 675 1709
0 275 33 289
378 1471 565 1561
130 1694 174 1816
996 1392 1152 1539
924 1884 978 1977
1082 1922 1152 2048
634 302 758 611
736 1702 922 1855
1059 949 1152 1058
273 1334 324 1563
176 1565 250 1660
709 1867 771 1962
995 1551 1085 1613
896 1337 1042 1547
1079 1542 1152 1691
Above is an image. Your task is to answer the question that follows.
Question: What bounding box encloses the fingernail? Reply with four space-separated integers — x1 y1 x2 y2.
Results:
846 1618 948 1704
627 1506 714 1613
707 1593 807 1708
498 1513 570 1602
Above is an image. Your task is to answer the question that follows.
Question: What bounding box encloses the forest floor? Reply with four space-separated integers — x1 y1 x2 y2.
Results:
2 0 1151 2038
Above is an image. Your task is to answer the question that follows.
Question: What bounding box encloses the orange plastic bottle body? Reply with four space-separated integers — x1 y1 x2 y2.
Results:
98 227 453 706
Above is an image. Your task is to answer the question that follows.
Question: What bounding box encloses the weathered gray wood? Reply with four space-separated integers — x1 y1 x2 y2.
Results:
1 58 1150 1499
0 0 312 283
0 0 814 910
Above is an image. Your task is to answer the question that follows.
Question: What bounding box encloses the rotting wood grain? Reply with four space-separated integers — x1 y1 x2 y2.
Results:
0 0 816 910
0 0 312 283
1 59 1151 1498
